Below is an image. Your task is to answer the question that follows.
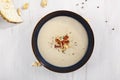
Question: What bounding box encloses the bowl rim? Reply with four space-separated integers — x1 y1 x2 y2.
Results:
32 10 94 73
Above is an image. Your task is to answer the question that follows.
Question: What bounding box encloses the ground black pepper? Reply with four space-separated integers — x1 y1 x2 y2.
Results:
82 2 84 4
76 3 79 6
81 6 84 9
112 28 115 30
105 20 108 23
97 6 99 8
69 32 72 34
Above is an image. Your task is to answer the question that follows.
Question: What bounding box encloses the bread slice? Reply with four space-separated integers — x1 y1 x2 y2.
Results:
0 0 23 23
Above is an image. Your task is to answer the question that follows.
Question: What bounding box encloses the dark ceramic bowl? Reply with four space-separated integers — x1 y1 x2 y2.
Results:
32 10 94 73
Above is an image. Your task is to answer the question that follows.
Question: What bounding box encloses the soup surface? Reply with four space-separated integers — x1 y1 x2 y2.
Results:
37 16 88 67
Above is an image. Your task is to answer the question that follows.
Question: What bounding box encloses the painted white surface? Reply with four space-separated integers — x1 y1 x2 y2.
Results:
0 0 120 80
37 16 88 67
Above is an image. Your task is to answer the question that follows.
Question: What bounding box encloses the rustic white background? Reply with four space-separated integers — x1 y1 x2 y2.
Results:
0 0 120 80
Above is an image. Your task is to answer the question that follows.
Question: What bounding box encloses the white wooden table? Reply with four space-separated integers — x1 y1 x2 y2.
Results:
0 0 120 80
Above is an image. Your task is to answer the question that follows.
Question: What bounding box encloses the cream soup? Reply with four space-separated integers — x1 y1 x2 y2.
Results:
37 16 88 67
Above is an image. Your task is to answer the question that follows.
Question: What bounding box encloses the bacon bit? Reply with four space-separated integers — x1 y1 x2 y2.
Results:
55 38 61 44
32 61 42 67
54 45 61 48
41 0 47 8
54 34 70 53
63 40 69 44
17 8 21 16
61 40 69 46
63 35 69 40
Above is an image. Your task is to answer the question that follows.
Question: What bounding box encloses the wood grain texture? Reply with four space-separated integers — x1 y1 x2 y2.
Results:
0 0 120 80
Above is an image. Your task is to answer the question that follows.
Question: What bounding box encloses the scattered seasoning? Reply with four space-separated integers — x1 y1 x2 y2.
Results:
69 32 72 34
85 0 87 2
48 42 53 48
112 28 115 30
52 37 54 39
58 49 60 52
97 6 99 8
74 42 77 46
81 6 84 9
50 42 53 45
72 53 75 55
105 20 108 23
76 3 79 6
82 2 84 4
50 44 53 48
62 51 65 54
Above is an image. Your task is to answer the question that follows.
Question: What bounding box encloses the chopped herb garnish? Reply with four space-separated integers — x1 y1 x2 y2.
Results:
76 3 79 6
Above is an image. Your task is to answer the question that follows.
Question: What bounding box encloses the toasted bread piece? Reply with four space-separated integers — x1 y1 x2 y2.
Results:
0 0 23 23
41 0 47 8
22 3 29 10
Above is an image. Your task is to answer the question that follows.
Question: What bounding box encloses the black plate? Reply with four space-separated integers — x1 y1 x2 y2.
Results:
32 10 94 73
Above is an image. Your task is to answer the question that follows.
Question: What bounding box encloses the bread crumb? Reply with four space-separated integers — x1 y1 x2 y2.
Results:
32 61 42 67
22 3 29 10
17 8 21 16
4 0 10 3
41 0 47 8
97 6 99 8
81 6 84 9
105 20 108 23
82 2 84 4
